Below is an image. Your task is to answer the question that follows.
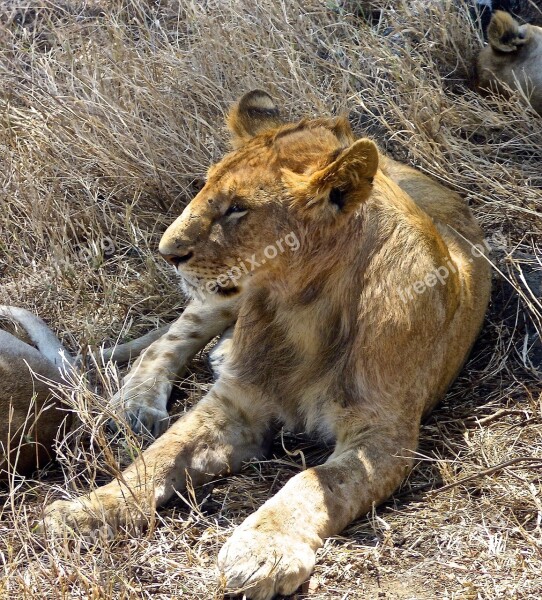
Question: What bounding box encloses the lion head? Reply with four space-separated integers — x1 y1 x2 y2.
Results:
158 90 378 299
477 11 542 115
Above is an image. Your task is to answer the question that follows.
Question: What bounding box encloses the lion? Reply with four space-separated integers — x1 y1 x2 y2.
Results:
0 306 73 478
477 10 542 114
40 90 491 600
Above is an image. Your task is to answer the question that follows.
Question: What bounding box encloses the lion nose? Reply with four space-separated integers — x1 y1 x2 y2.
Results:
160 250 194 268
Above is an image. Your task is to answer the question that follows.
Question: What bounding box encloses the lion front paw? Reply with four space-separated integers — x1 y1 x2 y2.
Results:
218 524 316 600
37 497 113 541
38 485 151 541
116 404 169 438
108 386 170 438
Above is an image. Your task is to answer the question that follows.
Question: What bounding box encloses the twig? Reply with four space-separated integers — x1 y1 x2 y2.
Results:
430 457 542 496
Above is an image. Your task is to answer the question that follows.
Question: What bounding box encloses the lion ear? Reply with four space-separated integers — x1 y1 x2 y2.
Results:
284 138 379 218
227 90 284 147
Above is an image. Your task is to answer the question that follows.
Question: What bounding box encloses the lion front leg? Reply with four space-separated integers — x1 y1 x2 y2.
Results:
218 421 419 600
41 382 270 538
110 295 239 436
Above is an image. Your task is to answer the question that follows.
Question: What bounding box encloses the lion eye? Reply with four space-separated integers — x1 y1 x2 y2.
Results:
224 203 248 219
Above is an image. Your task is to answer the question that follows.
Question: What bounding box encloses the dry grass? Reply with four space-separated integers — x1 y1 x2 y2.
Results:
1 0 541 598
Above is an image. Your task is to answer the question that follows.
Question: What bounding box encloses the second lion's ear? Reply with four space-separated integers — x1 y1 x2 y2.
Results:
227 90 284 147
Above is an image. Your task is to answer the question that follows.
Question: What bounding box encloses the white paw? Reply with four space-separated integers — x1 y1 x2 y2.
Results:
208 328 233 379
218 525 315 600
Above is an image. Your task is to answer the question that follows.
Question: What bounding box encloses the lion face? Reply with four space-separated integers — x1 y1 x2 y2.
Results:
159 91 378 299
159 145 297 298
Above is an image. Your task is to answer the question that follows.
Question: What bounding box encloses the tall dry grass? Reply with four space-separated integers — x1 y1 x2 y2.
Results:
0 1 541 598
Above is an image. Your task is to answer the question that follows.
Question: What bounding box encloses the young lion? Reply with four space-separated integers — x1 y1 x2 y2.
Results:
41 91 491 600
0 306 73 478
477 10 542 114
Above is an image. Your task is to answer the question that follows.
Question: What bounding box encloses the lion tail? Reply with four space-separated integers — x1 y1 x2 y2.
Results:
100 323 171 364
488 10 530 53
0 305 74 367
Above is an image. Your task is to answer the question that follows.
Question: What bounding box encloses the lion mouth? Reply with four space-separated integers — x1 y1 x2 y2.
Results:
215 283 240 297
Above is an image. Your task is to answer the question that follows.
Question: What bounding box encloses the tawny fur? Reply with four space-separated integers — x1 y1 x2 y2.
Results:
477 10 542 114
0 306 73 478
40 91 491 600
